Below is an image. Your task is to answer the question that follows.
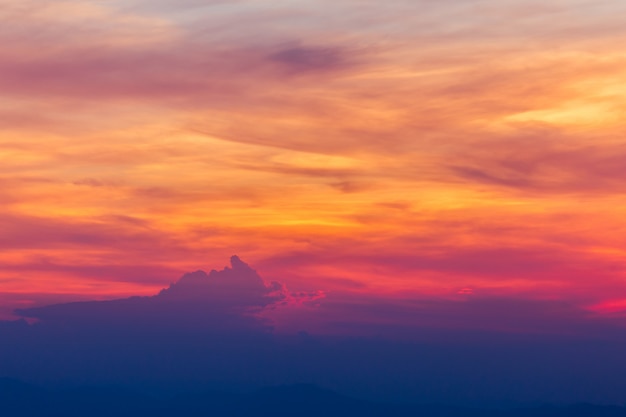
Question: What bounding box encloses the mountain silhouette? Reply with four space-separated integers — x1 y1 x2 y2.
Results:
2 380 626 417
3 257 626 407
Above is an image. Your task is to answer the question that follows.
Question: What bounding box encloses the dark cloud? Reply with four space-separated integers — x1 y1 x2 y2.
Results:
447 136 626 195
451 166 533 189
328 181 371 193
375 201 412 211
235 161 359 179
269 46 351 73
15 256 289 330
0 39 356 104
72 178 117 187
157 255 288 309
0 213 157 249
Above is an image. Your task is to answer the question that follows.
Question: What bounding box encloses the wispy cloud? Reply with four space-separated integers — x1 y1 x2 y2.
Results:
2 0 626 332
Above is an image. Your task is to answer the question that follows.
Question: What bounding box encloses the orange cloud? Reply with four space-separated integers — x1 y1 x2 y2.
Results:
2 0 626 331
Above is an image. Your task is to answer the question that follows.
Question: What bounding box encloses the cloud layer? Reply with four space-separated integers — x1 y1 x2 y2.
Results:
2 0 626 339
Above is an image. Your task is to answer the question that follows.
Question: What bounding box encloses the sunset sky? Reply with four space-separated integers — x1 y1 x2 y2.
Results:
3 0 626 334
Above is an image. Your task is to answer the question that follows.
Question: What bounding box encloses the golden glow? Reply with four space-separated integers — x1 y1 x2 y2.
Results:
2 0 626 320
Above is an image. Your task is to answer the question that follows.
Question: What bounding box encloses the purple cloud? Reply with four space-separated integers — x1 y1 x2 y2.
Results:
14 256 292 332
269 46 352 73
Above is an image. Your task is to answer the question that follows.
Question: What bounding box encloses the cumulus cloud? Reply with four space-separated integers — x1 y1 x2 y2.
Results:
157 255 288 308
14 256 294 332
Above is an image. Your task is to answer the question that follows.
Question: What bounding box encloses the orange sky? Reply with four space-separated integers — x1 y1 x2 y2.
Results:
2 0 626 325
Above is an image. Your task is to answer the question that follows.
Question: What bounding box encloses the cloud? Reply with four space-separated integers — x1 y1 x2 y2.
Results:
451 166 533 189
447 136 626 194
0 212 174 251
157 255 288 308
14 256 291 331
269 46 353 73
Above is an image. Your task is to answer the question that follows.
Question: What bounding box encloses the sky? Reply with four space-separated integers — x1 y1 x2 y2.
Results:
3 0 626 337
